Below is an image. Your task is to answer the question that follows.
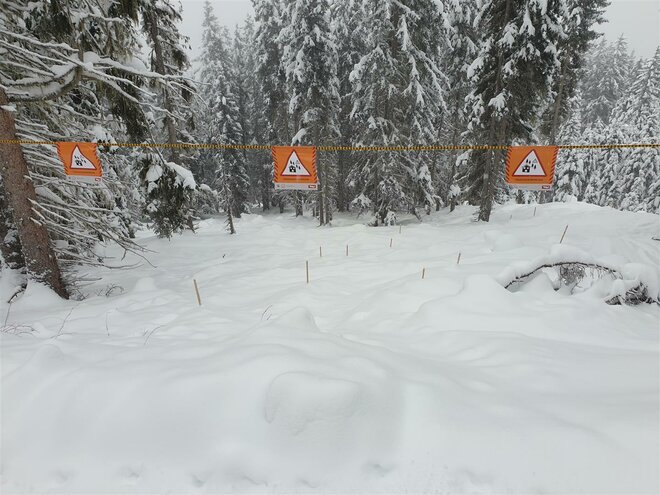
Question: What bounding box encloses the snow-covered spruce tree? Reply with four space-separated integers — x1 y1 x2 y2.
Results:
197 3 249 220
0 178 25 272
331 0 367 212
140 0 197 237
437 0 479 209
0 0 189 297
553 93 588 202
541 0 608 143
254 0 291 213
612 48 660 213
280 0 340 225
583 119 625 208
233 17 265 208
581 37 634 126
465 0 564 221
349 0 446 225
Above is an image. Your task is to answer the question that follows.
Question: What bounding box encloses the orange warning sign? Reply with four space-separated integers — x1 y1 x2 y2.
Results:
505 146 558 191
272 146 318 191
56 142 102 183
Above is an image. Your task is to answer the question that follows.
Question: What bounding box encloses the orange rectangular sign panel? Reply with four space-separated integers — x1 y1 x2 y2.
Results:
56 142 103 183
272 146 318 191
505 146 558 191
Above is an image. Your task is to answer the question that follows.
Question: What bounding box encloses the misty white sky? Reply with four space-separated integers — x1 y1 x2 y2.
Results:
179 0 659 61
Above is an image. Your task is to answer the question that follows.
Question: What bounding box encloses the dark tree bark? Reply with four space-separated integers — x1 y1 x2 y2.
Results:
146 9 179 163
478 0 512 222
0 88 68 298
0 180 25 270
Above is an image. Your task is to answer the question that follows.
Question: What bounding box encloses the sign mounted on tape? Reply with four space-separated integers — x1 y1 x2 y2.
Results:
505 146 558 190
272 146 318 191
56 142 103 183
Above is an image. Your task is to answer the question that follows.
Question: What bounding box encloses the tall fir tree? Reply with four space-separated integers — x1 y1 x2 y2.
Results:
465 0 564 221
350 0 447 225
197 2 250 220
139 0 197 237
253 0 290 212
0 0 192 295
613 48 660 213
554 93 588 202
280 0 340 225
581 36 633 126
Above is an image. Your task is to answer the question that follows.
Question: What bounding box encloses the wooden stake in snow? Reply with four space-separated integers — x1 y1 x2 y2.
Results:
422 267 426 279
533 206 537 217
319 246 322 258
457 252 462 265
346 245 349 256
193 279 202 306
390 238 393 248
560 225 569 244
306 260 310 284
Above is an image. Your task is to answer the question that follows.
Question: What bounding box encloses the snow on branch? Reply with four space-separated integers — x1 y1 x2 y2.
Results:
497 245 660 306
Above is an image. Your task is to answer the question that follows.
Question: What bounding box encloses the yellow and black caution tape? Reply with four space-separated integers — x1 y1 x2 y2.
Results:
1 139 660 152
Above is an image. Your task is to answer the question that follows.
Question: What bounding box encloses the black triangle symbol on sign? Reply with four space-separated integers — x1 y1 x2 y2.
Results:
70 146 97 170
281 151 311 176
513 150 546 176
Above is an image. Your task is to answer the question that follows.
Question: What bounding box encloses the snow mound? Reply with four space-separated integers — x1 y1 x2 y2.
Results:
265 372 364 435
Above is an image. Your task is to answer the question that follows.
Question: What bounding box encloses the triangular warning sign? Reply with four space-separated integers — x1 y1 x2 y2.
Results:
281 150 311 176
513 150 546 176
70 145 97 170
56 142 103 183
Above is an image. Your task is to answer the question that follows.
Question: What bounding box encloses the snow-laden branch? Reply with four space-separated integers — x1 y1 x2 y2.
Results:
497 245 660 306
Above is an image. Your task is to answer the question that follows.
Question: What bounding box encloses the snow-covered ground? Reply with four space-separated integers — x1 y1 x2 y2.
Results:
1 202 659 494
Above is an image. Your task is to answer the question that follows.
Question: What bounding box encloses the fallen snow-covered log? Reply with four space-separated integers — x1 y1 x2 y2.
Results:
497 245 660 306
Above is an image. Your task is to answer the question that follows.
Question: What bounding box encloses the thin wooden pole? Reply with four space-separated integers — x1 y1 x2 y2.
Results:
346 244 349 256
560 225 569 244
306 260 309 284
389 238 393 248
422 267 426 279
193 279 202 306
533 206 537 217
319 246 322 258
457 252 461 265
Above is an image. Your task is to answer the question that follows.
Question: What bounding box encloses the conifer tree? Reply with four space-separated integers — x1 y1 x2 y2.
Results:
331 0 367 212
437 0 479 208
0 0 192 296
554 93 588 202
280 0 340 225
582 37 633 126
197 3 250 219
253 0 289 212
465 0 564 221
613 49 660 213
140 0 197 237
542 0 608 142
350 0 446 224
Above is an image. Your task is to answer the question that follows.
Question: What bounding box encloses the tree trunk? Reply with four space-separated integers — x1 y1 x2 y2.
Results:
0 180 25 270
543 54 569 204
478 0 512 222
148 9 179 162
336 149 347 212
0 88 68 298
261 163 271 212
223 181 236 234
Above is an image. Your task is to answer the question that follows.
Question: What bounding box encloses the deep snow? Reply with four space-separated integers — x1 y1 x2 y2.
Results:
1 202 659 494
